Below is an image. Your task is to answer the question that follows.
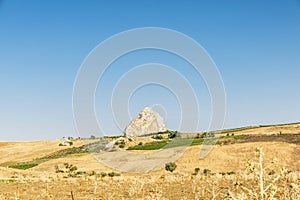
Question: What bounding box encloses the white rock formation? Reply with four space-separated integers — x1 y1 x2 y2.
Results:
124 107 166 137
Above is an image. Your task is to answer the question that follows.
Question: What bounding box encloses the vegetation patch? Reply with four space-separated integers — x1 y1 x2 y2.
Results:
192 167 200 175
127 138 217 150
108 172 121 177
8 163 38 170
127 133 247 150
6 145 89 170
40 146 88 161
151 135 164 140
127 140 167 150
0 179 16 183
55 163 121 178
203 168 213 176
221 135 245 140
165 162 177 172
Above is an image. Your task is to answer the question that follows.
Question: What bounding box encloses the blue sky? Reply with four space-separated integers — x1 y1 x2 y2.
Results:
0 0 300 141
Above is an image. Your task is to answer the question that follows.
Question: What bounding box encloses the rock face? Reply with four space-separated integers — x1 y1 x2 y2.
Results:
124 107 166 137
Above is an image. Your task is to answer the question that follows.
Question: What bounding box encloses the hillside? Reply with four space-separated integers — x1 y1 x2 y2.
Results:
0 122 299 199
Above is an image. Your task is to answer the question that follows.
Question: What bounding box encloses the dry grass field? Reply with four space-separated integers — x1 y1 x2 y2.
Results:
0 123 299 199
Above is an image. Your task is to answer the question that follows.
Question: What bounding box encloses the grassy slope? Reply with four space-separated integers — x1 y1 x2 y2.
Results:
0 122 299 172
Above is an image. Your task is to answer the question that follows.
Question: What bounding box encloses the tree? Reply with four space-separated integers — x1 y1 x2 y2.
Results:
165 162 177 172
168 131 177 139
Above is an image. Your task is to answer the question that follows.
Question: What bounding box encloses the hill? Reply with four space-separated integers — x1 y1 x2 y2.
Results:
0 122 299 199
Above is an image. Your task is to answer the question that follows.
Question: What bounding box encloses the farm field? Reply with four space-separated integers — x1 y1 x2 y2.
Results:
0 123 299 199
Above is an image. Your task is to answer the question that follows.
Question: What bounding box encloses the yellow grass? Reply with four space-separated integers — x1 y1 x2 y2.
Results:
0 123 299 199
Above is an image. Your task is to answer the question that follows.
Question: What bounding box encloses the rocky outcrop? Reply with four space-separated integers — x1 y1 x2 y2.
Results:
124 107 166 137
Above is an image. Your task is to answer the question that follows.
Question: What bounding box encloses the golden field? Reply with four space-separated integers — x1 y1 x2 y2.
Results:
0 123 299 199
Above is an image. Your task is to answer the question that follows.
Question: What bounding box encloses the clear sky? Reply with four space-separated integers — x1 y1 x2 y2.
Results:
0 0 300 141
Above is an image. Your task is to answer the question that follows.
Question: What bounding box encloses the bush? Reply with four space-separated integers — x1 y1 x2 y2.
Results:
203 168 212 175
227 171 235 175
192 167 200 175
116 140 125 148
63 163 78 177
152 135 163 140
108 172 120 177
88 171 96 176
100 172 107 177
76 171 87 175
55 165 64 173
165 162 177 172
168 131 177 139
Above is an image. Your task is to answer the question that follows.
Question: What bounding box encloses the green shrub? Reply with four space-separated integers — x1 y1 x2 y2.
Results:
100 172 107 177
152 135 163 140
88 171 96 176
63 163 78 177
165 162 177 172
227 171 235 175
203 168 212 175
220 171 235 176
168 132 177 139
192 167 200 175
76 171 87 175
120 140 125 144
108 172 120 177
